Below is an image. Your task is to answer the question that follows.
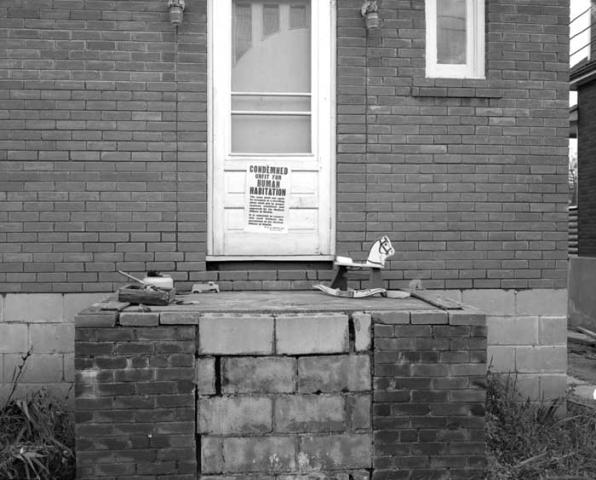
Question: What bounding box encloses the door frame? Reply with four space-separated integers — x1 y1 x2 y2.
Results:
207 0 337 261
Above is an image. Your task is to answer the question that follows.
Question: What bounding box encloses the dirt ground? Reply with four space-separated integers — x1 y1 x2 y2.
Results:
568 330 596 405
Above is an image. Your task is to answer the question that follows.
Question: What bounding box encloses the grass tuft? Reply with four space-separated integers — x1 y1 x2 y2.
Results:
486 371 596 480
0 352 75 480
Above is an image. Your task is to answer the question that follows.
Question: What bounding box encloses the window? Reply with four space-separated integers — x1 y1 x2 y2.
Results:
231 0 312 154
425 0 485 79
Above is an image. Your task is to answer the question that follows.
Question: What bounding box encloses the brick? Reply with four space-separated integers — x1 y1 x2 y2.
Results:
199 314 274 355
198 397 272 434
352 312 372 351
160 311 201 325
30 323 73 353
276 314 349 354
0 323 28 353
298 355 371 393
274 395 345 433
222 437 297 473
5 293 63 322
410 311 448 325
222 357 295 394
75 312 117 328
196 357 216 395
371 311 410 324
119 312 159 326
487 316 539 345
299 434 372 470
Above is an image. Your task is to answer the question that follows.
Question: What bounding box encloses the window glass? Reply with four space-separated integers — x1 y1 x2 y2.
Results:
425 0 484 79
232 0 311 154
437 0 466 65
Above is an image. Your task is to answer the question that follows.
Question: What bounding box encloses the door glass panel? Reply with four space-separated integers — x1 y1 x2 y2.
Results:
232 114 311 153
232 0 311 153
437 0 466 64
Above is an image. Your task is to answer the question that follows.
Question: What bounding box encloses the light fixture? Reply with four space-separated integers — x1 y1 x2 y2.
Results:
361 0 379 31
168 0 185 26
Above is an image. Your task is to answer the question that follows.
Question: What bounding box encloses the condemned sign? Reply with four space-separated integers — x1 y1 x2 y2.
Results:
245 164 290 233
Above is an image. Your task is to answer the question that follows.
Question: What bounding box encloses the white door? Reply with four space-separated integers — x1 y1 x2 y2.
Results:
208 0 335 259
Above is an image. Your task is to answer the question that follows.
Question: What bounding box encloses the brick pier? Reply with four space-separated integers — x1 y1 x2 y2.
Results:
75 292 487 479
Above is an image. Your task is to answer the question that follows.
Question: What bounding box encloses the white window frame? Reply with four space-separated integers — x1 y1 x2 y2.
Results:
425 0 485 79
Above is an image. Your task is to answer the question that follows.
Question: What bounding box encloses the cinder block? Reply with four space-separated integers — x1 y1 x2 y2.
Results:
299 433 372 470
201 437 224 473
515 346 566 374
222 436 297 473
222 357 296 394
516 289 567 316
274 395 344 433
0 324 28 353
30 323 74 353
539 316 566 346
508 374 541 402
462 289 515 316
4 353 64 383
487 346 515 373
64 293 107 322
352 312 371 351
199 314 274 355
196 357 216 395
348 393 371 430
276 314 348 354
540 374 567 401
5 294 63 323
487 316 538 345
298 355 371 393
63 353 74 382
198 397 272 434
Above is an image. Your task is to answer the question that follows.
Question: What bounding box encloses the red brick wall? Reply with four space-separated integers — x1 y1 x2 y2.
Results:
0 0 569 293
336 0 569 290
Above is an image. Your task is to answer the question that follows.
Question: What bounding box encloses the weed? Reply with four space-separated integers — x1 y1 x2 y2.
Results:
0 352 75 480
486 371 596 479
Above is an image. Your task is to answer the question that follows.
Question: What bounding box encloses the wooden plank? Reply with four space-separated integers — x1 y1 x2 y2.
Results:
410 291 464 310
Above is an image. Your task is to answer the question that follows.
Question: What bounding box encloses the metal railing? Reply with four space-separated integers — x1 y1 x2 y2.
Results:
571 5 594 67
